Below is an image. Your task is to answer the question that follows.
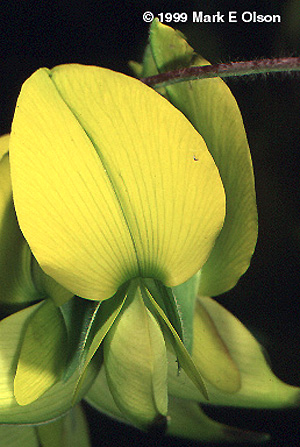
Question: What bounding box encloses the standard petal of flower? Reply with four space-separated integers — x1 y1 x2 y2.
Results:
10 65 225 300
0 304 97 423
149 20 258 297
103 285 168 428
168 296 300 408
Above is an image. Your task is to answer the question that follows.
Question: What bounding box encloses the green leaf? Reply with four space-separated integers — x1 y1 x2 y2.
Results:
103 282 168 428
37 405 91 447
14 300 67 405
168 296 300 409
142 286 208 400
149 20 258 297
0 303 98 424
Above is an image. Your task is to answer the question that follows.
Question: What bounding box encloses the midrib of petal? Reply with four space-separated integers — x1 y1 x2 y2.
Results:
47 72 142 279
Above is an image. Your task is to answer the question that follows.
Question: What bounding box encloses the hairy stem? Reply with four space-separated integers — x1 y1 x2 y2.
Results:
141 57 300 87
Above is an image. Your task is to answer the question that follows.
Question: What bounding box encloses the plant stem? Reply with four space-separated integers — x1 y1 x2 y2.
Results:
141 57 300 88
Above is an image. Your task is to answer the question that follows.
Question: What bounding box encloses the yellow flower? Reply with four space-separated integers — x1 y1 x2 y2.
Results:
9 64 225 301
1 19 299 445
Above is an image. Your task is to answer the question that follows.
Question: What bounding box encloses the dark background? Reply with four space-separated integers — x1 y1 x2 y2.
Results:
1 1 300 446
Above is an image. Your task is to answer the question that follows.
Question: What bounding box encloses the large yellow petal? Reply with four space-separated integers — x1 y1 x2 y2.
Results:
10 65 225 300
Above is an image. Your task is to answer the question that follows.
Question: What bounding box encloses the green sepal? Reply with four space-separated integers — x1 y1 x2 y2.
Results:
72 284 129 402
142 286 208 400
172 271 201 353
59 297 99 382
143 278 185 349
78 284 129 371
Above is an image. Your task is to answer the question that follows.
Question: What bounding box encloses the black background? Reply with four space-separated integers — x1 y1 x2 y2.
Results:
1 1 300 446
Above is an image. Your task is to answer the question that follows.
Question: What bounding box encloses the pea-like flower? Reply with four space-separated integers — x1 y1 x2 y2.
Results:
0 20 299 445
